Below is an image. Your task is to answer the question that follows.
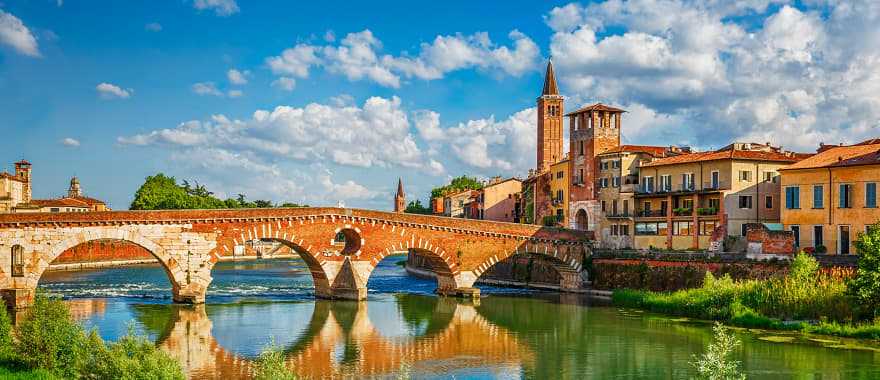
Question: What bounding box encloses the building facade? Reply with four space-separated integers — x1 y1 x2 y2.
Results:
567 104 625 232
779 140 880 255
633 142 803 250
480 177 522 223
549 159 569 227
0 161 108 213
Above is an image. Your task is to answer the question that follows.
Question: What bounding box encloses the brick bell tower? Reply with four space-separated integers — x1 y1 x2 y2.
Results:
394 178 406 213
536 60 564 173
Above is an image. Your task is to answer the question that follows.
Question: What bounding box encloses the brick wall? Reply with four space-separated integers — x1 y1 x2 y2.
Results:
745 223 795 255
591 258 789 291
53 239 156 264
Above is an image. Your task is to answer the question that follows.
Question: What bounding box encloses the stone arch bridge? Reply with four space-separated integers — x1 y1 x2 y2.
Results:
0 207 591 309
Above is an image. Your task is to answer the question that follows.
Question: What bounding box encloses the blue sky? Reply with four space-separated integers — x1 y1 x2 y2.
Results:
1 0 878 210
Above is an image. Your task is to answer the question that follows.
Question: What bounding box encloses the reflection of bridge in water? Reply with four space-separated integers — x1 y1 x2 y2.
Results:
151 296 534 379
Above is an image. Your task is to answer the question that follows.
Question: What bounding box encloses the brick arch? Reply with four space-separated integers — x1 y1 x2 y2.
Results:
34 231 186 293
469 241 583 281
213 221 334 298
365 225 461 293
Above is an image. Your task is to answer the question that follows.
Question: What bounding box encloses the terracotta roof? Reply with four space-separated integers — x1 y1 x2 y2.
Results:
71 196 106 206
641 148 804 167
599 145 669 157
565 103 626 116
28 198 91 208
780 142 880 170
0 172 26 183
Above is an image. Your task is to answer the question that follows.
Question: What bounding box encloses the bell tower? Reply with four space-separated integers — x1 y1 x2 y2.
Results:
14 160 31 203
537 60 564 173
394 178 406 213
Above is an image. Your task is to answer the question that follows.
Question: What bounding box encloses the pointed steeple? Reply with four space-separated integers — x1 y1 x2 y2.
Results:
396 178 405 197
541 59 559 96
394 178 406 213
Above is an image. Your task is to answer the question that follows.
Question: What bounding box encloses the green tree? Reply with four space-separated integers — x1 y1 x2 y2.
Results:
849 222 880 318
691 323 746 380
430 175 483 199
404 200 431 215
789 251 819 285
253 343 296 380
13 293 87 378
129 173 307 211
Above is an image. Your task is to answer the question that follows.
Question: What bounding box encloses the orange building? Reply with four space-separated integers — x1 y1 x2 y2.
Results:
779 139 880 254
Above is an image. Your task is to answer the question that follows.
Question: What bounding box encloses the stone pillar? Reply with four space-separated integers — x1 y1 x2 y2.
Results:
172 282 207 304
1 288 34 311
329 257 368 301
435 271 480 300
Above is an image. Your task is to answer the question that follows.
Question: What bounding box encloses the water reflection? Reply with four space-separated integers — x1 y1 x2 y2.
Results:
134 295 532 379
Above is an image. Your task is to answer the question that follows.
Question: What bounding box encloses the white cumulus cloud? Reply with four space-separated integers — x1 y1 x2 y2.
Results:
193 0 239 16
61 138 80 147
227 68 249 85
191 82 223 97
0 9 39 57
145 22 162 32
96 82 132 99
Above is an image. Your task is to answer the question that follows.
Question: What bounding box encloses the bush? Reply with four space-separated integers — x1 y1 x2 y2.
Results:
88 326 184 380
691 323 746 380
253 343 296 380
13 293 87 378
0 299 11 360
849 222 880 319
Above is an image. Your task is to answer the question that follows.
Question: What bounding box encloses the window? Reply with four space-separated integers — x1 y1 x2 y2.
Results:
579 141 584 156
612 200 619 215
839 184 853 208
867 183 877 208
620 224 630 236
660 200 669 214
682 199 694 210
785 186 800 209
635 222 667 236
708 198 720 210
556 208 564 221
813 225 824 248
600 178 609 188
623 200 630 215
611 225 619 236
682 173 694 190
741 224 749 236
813 185 823 209
643 176 655 192
739 170 752 182
763 172 773 182
738 195 752 209
11 245 24 277
660 175 671 191
50 207 60 212
791 225 800 247
612 160 621 169
578 169 584 184
556 171 564 179
601 201 607 212
700 221 718 236
710 171 720 189
674 221 693 236
765 195 773 209
612 176 621 187
556 190 563 202
643 201 651 212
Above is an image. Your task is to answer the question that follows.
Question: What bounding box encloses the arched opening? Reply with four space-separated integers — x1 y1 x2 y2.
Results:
332 228 362 256
369 248 457 295
473 250 581 293
575 209 588 231
218 238 332 299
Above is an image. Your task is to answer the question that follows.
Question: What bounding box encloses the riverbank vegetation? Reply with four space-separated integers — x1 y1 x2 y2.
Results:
130 173 308 210
0 294 184 379
614 224 880 340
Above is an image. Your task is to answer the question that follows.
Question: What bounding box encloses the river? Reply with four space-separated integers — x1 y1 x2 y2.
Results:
38 257 880 379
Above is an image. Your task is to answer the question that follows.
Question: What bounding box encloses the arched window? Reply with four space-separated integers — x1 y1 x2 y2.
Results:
11 245 24 277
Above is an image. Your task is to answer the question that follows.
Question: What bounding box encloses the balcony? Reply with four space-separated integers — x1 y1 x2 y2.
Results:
702 181 730 191
696 207 719 216
605 212 631 219
636 209 666 218
673 208 693 217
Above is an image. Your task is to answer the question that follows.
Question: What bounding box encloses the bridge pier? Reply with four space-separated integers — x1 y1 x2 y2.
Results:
172 282 208 304
1 288 34 311
324 257 369 301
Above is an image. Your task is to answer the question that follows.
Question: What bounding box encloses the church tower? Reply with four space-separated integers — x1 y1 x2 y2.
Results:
537 60 564 173
394 178 406 213
68 176 82 198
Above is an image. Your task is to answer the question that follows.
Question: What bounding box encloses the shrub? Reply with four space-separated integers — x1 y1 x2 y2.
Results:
789 252 819 284
87 326 184 380
815 245 828 254
253 343 296 380
691 323 746 380
0 299 11 360
13 293 87 378
849 222 880 319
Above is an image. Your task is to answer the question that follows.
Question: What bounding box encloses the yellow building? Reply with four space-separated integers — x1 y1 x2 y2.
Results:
779 140 880 255
595 145 674 248
0 160 31 212
549 159 569 226
480 177 522 222
633 142 805 250
0 160 108 213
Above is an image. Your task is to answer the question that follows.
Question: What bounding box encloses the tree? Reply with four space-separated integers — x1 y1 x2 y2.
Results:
849 222 880 318
430 175 483 199
129 173 307 211
404 200 431 215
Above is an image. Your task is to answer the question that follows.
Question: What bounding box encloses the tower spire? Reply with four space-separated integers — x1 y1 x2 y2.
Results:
394 178 406 213
541 59 559 96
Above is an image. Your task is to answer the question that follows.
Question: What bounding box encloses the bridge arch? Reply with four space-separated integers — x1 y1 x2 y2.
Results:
35 232 191 302
253 238 333 298
469 242 585 291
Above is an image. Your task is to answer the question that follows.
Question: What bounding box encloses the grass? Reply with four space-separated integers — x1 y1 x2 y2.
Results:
611 254 880 340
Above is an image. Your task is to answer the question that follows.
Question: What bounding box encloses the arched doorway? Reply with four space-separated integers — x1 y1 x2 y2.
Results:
575 209 588 231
